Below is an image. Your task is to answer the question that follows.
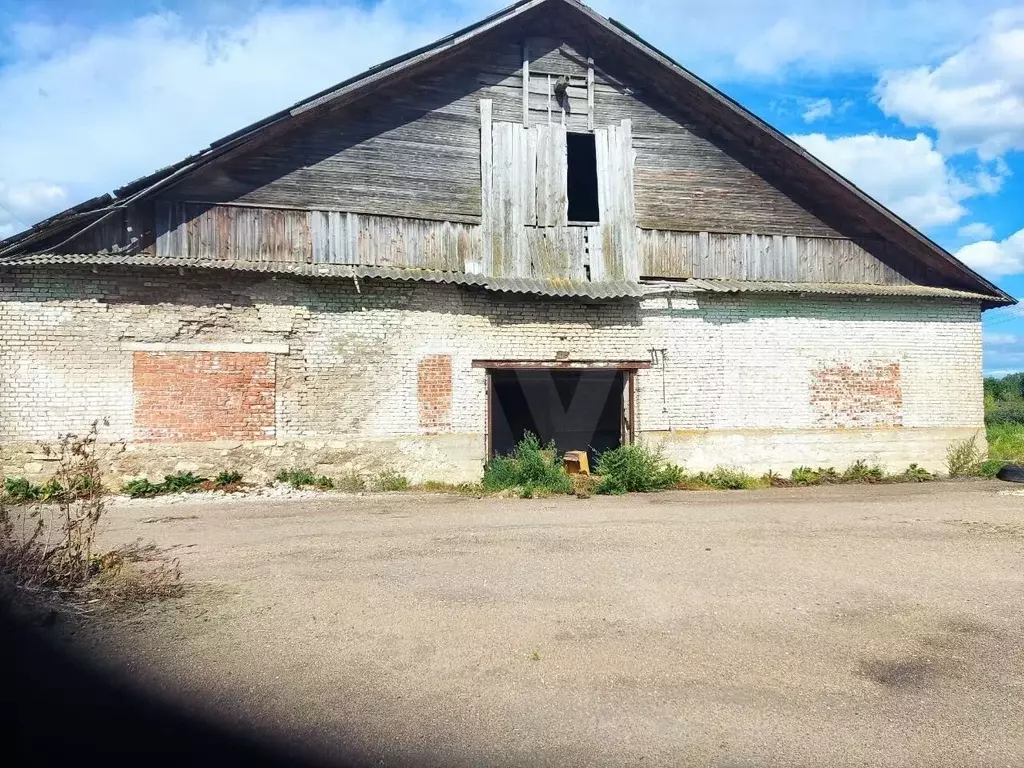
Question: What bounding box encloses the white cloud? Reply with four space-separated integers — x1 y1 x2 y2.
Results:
589 0 1016 78
792 132 993 228
958 222 996 239
955 228 1024 277
875 10 1024 158
0 180 68 239
1 0 1022 242
0 2 462 233
801 98 833 123
985 331 1018 345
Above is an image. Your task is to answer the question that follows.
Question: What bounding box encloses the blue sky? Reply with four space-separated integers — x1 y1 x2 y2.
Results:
0 0 1022 373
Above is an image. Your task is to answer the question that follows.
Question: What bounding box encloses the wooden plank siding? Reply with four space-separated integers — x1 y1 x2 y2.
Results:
155 202 479 271
134 21 924 289
160 28 845 241
143 201 913 286
595 120 639 281
162 53 524 223
638 230 910 284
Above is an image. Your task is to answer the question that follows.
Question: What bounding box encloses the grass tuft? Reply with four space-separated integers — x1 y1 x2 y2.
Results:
594 443 683 494
483 433 573 496
946 434 985 478
371 471 411 492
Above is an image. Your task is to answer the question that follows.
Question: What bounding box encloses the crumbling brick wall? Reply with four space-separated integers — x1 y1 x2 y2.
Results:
0 266 985 480
809 362 903 428
417 355 453 431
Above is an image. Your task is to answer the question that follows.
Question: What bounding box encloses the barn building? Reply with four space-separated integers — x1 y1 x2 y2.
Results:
0 0 1014 483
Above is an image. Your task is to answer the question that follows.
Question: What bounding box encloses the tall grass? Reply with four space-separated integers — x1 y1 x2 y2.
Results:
594 443 684 494
982 423 1024 476
483 433 573 497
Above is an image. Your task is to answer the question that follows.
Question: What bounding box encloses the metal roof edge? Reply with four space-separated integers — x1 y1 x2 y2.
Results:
0 254 640 300
639 278 1011 305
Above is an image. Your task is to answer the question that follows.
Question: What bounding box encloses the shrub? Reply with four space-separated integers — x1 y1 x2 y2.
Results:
985 403 1024 426
842 460 885 483
1 422 179 606
214 470 243 488
334 472 366 492
483 433 573 495
896 463 933 483
816 467 841 484
372 471 410 492
3 477 39 502
122 477 162 498
161 471 206 493
85 540 183 604
763 470 792 488
313 475 335 491
946 434 984 477
595 443 682 494
571 474 600 498
37 479 66 502
790 466 819 486
703 466 767 490
276 468 316 488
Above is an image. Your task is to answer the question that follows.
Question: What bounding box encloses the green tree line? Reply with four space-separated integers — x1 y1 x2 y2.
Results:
984 372 1024 425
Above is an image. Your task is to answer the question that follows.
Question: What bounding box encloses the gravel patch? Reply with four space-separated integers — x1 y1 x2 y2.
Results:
57 480 1024 767
108 483 360 509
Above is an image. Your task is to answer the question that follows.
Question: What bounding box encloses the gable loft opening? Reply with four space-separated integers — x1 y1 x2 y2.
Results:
566 132 599 223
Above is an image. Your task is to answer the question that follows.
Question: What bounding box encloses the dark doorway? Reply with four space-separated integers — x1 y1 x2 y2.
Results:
566 133 599 222
489 369 624 464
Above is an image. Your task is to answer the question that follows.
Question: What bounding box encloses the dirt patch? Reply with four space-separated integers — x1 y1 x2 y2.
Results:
858 657 956 689
37 480 1024 767
944 519 1024 537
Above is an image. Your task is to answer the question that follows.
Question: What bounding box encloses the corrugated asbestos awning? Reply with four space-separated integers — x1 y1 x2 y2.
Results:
0 253 642 300
641 278 998 302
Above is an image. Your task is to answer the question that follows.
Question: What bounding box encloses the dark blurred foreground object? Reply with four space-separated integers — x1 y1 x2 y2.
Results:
0 600 360 767
996 464 1024 483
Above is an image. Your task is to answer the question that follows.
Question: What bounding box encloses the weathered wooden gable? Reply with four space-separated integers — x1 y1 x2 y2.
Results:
36 7 930 289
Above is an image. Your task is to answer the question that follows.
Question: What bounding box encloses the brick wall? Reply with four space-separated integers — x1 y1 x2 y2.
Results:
0 266 985 480
417 355 453 431
809 362 902 428
134 351 276 442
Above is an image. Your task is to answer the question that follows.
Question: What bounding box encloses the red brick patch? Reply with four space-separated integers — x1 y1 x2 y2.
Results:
418 355 453 431
810 361 902 428
133 352 276 442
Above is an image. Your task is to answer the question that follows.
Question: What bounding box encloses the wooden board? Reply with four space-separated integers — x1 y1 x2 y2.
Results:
638 229 911 284
154 201 479 270
595 120 638 281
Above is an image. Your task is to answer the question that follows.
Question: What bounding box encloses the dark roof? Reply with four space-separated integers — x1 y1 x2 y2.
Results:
0 0 1014 307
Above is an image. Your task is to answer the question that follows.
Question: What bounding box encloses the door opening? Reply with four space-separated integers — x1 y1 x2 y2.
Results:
566 133 599 222
488 369 624 464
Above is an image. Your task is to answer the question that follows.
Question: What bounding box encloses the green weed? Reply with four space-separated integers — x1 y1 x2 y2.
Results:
3 477 39 502
483 433 573 496
122 478 163 498
841 460 886 483
214 470 244 488
161 471 206 493
417 481 487 496
896 463 933 483
276 468 317 488
946 434 985 477
594 443 683 494
372 471 411 492
314 476 335 491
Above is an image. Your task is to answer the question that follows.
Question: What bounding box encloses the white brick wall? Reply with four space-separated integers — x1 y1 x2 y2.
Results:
0 267 984 479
